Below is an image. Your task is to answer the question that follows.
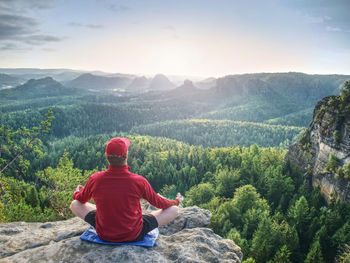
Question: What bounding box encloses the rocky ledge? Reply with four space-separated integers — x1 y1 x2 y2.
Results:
0 206 242 263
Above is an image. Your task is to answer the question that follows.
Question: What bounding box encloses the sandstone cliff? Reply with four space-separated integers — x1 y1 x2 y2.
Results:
286 85 350 203
0 205 242 263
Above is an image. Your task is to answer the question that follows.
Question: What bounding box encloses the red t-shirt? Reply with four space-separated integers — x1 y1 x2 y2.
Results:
73 165 179 242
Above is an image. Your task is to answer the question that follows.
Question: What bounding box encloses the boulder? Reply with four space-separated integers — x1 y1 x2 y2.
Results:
0 206 242 263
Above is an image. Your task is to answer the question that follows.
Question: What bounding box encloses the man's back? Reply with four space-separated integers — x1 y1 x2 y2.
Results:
74 165 178 242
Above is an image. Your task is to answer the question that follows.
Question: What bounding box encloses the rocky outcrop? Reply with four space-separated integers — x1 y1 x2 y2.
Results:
286 93 350 203
0 205 242 263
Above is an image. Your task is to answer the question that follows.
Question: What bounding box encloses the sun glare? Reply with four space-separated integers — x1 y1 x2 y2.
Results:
150 42 196 75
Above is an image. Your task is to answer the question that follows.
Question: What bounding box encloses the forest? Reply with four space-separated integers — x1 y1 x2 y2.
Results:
131 119 303 148
1 72 350 262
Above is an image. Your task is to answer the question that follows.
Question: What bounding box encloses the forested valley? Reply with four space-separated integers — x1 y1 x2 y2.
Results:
1 70 350 262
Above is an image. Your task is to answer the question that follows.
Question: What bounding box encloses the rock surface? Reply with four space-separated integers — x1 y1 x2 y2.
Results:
286 95 350 202
0 206 242 263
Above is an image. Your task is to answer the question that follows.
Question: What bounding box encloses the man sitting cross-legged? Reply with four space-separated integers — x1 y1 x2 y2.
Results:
70 137 183 242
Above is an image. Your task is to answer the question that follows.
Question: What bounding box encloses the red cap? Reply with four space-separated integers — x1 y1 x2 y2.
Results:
105 137 130 156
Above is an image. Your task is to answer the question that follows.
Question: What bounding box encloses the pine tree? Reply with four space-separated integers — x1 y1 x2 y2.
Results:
305 240 324 263
268 245 292 263
26 186 39 208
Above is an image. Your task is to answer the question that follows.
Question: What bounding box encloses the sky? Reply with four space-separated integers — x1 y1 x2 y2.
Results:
0 0 350 77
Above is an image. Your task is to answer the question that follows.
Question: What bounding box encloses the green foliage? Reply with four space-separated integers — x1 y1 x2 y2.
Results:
334 130 341 144
268 245 292 263
0 109 54 179
325 153 341 173
211 184 270 253
36 151 95 219
261 165 295 211
250 217 282 263
288 196 311 251
315 104 328 123
185 182 215 206
305 240 325 263
336 244 350 263
26 186 40 208
340 80 350 98
336 162 350 181
299 128 311 152
231 185 270 216
159 184 178 199
215 168 241 198
266 108 313 127
243 258 256 263
131 119 304 149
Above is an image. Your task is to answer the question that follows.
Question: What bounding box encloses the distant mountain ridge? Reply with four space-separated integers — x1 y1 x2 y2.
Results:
211 72 348 104
1 69 349 128
66 73 176 92
127 76 150 91
193 73 350 124
0 73 23 89
149 74 175 91
0 68 86 82
66 73 133 91
0 77 79 100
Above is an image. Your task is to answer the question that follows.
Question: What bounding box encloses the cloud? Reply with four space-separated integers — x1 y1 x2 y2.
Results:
0 42 31 51
326 26 342 32
109 4 129 12
68 22 104 29
303 14 330 24
0 0 64 50
0 0 57 13
290 0 350 29
0 14 38 40
326 26 350 33
24 35 66 45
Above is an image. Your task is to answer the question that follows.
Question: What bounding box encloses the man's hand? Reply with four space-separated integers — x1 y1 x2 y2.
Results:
176 192 184 204
75 185 84 193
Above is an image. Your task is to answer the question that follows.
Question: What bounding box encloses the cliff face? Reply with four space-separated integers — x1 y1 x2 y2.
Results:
286 91 350 203
0 205 242 263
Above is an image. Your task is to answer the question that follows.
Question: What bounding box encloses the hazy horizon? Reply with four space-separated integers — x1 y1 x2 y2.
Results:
1 67 350 81
1 0 350 77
